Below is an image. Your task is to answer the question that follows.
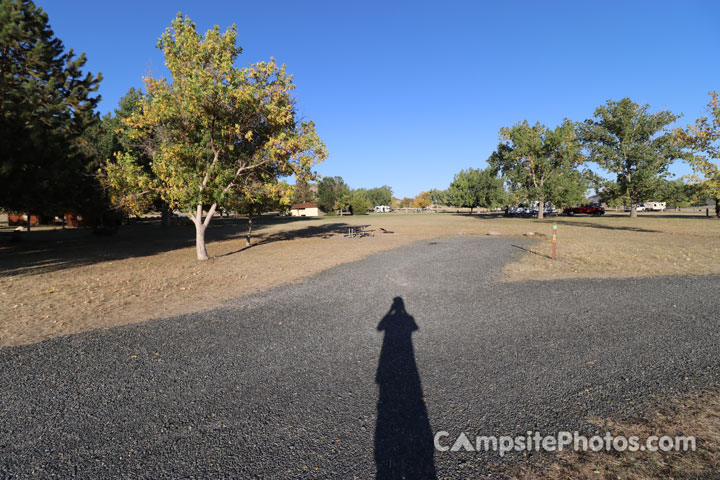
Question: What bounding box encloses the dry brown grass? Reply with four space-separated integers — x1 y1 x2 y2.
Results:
502 212 720 281
0 216 412 347
513 388 720 479
1 211 719 347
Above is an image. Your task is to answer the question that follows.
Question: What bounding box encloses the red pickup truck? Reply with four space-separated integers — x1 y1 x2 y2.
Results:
563 204 605 216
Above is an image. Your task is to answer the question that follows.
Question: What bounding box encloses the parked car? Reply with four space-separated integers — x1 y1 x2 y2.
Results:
624 204 647 212
504 202 557 217
564 203 605 216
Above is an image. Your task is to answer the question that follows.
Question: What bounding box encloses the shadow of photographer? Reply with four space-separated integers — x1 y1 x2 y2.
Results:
374 297 437 480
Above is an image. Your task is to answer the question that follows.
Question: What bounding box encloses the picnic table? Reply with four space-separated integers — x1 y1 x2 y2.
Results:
342 224 373 238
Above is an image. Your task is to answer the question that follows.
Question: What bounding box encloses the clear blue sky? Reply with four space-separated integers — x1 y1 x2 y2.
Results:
40 0 720 198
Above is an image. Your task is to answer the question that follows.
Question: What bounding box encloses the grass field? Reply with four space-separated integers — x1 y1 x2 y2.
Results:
1 211 719 347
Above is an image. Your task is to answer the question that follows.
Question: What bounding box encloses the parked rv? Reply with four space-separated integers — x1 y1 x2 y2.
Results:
644 202 666 212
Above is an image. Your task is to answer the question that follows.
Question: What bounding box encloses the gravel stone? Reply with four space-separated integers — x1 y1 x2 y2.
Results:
1 237 718 478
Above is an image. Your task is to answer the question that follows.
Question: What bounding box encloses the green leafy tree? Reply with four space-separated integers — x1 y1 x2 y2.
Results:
582 169 607 197
676 91 720 217
81 87 148 225
0 0 102 224
490 120 583 219
446 167 506 213
108 14 326 259
82 87 144 167
350 190 371 215
428 188 447 208
504 177 529 208
579 98 685 217
545 168 594 209
100 89 176 224
334 192 352 215
599 181 627 209
317 176 350 214
602 177 699 209
655 178 700 208
81 113 121 173
350 186 392 211
291 179 316 204
225 175 292 246
365 185 393 206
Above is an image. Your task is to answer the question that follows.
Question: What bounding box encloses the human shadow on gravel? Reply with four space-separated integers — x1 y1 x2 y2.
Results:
375 297 437 480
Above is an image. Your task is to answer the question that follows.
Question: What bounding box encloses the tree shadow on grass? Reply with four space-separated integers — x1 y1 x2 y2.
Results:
375 297 437 480
0 216 347 277
545 219 662 233
459 213 666 233
216 222 351 257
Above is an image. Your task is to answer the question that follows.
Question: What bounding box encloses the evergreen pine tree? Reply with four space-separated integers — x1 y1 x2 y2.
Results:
0 0 102 219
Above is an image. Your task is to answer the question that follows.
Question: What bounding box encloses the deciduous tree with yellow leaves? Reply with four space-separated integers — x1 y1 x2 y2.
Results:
677 91 720 218
106 14 326 259
413 191 431 209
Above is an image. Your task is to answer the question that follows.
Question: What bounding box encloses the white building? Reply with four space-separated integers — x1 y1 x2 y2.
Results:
290 202 323 217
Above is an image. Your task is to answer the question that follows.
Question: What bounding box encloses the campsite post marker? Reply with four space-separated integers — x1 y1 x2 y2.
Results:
552 223 557 260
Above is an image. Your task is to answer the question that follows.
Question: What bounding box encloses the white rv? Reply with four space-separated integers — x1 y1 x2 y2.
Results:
374 205 391 213
644 202 666 212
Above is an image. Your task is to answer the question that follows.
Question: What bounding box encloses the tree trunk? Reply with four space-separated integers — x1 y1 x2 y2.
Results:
537 200 545 220
630 204 637 218
195 221 208 260
469 206 473 214
191 202 217 261
246 215 253 247
715 200 719 218
160 202 170 228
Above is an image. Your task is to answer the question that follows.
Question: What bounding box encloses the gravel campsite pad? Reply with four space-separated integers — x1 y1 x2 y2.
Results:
1 237 719 478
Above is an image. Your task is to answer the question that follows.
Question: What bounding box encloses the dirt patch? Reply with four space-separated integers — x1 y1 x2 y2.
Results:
2 212 719 347
513 388 720 479
0 217 414 347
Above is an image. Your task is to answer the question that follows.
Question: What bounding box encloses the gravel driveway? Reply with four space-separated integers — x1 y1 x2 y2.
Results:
1 237 719 478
